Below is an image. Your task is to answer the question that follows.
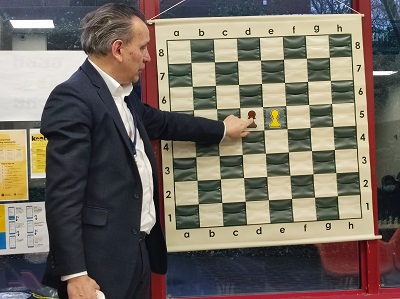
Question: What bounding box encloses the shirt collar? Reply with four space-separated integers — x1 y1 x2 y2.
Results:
88 58 133 98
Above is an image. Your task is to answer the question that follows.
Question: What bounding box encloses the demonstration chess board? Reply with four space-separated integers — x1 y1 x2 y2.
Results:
154 14 377 252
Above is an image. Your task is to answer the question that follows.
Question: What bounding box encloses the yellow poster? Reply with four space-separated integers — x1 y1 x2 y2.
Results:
0 130 28 201
30 129 47 178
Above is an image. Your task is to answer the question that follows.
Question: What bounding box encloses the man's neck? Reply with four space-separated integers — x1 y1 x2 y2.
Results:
89 54 123 85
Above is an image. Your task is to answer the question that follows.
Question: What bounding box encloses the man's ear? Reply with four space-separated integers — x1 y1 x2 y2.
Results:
111 39 123 62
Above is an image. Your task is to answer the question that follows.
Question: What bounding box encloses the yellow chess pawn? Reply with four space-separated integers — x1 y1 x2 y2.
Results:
269 109 281 128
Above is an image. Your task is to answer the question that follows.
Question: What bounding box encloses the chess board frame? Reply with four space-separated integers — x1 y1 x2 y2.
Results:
153 14 378 252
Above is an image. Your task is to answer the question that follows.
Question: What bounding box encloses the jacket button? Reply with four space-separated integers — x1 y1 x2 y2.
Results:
134 194 140 200
132 229 138 235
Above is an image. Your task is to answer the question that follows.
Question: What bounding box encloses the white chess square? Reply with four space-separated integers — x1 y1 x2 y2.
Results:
172 141 196 158
308 81 332 105
167 40 191 64
292 198 317 221
240 107 264 132
214 39 238 62
239 61 262 84
197 156 221 180
335 149 359 173
175 181 198 205
330 57 353 81
289 151 313 175
219 137 243 156
192 62 216 86
287 105 311 129
338 195 361 218
216 85 240 109
332 103 356 127
306 35 330 58
263 83 286 107
221 178 246 202
260 37 284 60
267 176 292 200
193 109 218 120
314 173 338 197
200 203 223 227
246 201 270 224
170 87 194 111
243 154 267 178
284 59 308 83
265 130 289 153
310 127 335 151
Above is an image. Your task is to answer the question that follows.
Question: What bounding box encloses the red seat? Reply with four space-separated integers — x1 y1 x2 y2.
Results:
315 242 359 276
315 240 394 277
378 240 394 275
389 227 400 271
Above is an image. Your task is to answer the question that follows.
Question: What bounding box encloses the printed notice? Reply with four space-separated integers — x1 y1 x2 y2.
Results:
30 129 47 178
0 130 28 201
0 202 48 253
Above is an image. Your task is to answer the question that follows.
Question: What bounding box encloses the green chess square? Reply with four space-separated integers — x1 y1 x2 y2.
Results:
286 83 309 106
220 155 244 179
310 105 333 128
196 143 219 157
223 202 247 226
264 107 287 130
245 178 268 201
174 158 197 181
329 34 352 57
177 110 194 116
313 151 336 174
308 58 331 81
215 62 239 85
284 36 306 59
198 180 222 204
316 197 339 220
193 86 217 110
191 39 215 62
240 85 263 107
288 129 311 152
218 109 240 121
262 60 284 83
176 205 200 229
169 64 192 87
242 131 265 154
269 199 293 223
334 126 357 149
266 153 290 176
237 38 260 61
332 81 355 103
337 173 360 196
291 175 315 198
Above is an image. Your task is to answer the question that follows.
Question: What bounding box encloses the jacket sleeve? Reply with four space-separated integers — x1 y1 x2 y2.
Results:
40 81 92 276
130 93 225 143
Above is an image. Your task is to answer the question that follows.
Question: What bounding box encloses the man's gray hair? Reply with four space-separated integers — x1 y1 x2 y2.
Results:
80 3 146 56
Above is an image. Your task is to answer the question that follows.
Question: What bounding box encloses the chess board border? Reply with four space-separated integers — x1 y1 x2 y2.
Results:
154 14 378 252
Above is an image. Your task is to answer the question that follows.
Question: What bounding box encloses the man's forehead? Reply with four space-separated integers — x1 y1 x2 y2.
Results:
133 17 149 35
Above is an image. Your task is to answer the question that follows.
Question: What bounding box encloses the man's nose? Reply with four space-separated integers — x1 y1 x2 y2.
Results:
144 49 151 62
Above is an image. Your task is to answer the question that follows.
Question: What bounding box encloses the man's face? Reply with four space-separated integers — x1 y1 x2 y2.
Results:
120 17 151 85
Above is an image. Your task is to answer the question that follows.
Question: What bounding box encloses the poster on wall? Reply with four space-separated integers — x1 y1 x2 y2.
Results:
0 51 86 121
0 201 48 254
0 129 28 201
154 14 378 252
29 129 47 179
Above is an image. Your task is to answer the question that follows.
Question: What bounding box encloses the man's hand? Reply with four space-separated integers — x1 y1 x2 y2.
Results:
223 115 253 138
67 274 101 299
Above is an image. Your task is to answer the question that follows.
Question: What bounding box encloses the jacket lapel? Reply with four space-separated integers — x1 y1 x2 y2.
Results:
80 59 137 158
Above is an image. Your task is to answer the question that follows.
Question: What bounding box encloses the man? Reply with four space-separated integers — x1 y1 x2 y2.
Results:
40 3 252 299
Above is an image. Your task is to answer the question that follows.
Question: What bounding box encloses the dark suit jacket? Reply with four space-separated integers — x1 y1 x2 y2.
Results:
40 59 224 298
